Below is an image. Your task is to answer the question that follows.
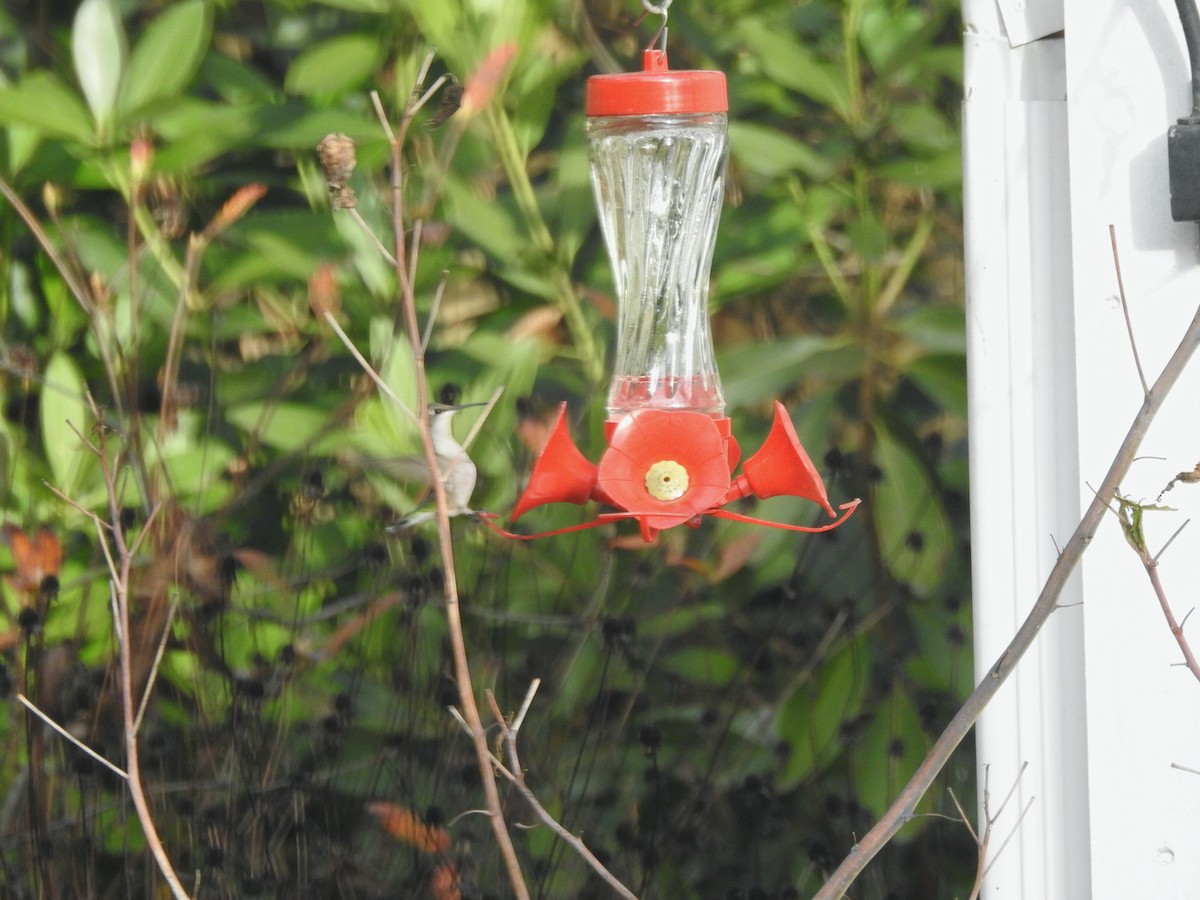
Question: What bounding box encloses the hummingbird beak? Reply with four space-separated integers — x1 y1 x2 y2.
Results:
429 400 488 413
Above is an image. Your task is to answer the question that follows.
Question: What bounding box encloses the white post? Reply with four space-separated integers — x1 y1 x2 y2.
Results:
962 3 1091 896
1065 2 1200 897
965 1 1200 896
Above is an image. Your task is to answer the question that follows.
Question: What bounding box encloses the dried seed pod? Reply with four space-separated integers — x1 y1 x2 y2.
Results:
317 133 357 209
308 264 341 318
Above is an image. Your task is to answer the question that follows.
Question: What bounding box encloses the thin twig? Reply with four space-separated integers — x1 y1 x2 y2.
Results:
158 235 203 444
460 384 504 455
815 280 1200 899
1111 495 1200 682
948 784 986 900
982 796 1036 879
945 787 978 845
376 63 530 900
409 219 424 292
369 91 395 143
986 760 1029 825
1152 517 1190 564
412 50 438 105
474 685 640 900
46 483 120 583
345 207 398 266
0 176 130 427
1144 563 1200 682
77 397 192 899
134 593 181 734
321 310 417 424
975 766 1034 883
420 271 449 354
410 74 450 119
512 677 541 733
16 694 128 780
1109 224 1150 397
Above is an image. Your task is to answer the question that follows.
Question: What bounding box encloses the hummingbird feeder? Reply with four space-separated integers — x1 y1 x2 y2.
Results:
487 7 859 542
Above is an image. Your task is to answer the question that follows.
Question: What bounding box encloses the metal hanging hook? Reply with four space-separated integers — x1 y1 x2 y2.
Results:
641 0 671 53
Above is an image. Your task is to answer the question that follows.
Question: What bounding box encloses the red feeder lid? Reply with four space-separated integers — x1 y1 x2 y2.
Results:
586 49 726 117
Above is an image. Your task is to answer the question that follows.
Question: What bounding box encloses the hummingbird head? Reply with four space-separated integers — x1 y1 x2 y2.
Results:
427 400 487 421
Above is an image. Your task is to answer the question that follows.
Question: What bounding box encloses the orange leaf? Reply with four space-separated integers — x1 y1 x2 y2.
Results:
708 531 762 583
308 263 342 318
460 43 518 116
205 183 267 236
366 802 451 854
3 525 62 592
430 862 462 900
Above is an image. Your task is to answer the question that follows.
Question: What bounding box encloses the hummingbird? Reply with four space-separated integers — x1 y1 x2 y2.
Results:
388 400 487 530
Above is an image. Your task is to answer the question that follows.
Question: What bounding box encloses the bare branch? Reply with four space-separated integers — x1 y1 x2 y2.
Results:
460 385 505 455
321 310 418 424
483 684 640 900
945 787 978 846
1143 562 1200 683
346 207 398 266
134 593 181 734
369 91 394 143
420 270 449 355
816 268 1200 899
16 694 128 780
1109 224 1150 397
1152 518 1191 564
982 796 1036 880
376 65 531 899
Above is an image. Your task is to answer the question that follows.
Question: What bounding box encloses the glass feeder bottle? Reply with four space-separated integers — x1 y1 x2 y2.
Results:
586 49 729 420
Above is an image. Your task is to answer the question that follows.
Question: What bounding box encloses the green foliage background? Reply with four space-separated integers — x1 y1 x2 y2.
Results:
0 0 972 897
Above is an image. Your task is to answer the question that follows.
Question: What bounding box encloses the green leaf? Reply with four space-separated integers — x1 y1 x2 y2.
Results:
659 647 741 688
776 637 869 789
211 209 341 286
5 123 41 172
908 596 972 698
860 7 929 76
734 19 850 118
639 602 728 639
891 306 966 355
285 34 384 97
907 355 967 417
846 215 889 262
374 317 420 439
879 150 962 192
442 175 524 263
149 99 268 172
552 120 595 258
225 402 333 453
119 0 212 117
719 336 863 408
508 39 586 151
72 0 126 129
729 121 836 181
872 424 953 594
890 103 956 153
40 352 91 493
854 688 930 820
312 0 389 11
0 72 95 143
201 54 277 105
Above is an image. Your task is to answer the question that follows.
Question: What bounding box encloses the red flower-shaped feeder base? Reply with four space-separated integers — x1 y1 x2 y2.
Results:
482 402 860 542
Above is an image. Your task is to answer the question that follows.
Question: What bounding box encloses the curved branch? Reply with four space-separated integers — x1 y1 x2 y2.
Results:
815 298 1200 898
